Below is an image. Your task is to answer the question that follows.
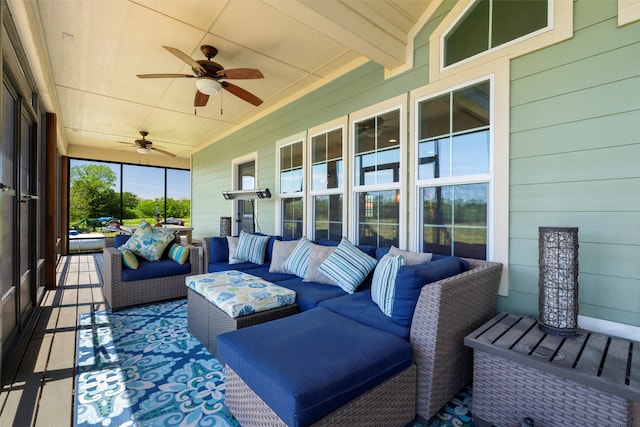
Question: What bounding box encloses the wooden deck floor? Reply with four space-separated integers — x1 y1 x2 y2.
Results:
0 253 107 427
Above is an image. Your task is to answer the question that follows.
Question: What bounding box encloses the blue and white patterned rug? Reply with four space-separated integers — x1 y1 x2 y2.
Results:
74 299 473 426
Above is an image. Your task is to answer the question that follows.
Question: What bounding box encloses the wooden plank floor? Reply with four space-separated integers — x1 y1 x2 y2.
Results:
0 253 107 427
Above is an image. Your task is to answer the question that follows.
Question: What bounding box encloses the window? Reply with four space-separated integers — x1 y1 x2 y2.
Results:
278 133 305 238
445 0 548 67
351 96 405 247
235 158 256 234
416 80 491 258
310 127 344 241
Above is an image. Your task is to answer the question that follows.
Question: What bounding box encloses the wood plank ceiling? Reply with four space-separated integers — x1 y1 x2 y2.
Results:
9 0 432 167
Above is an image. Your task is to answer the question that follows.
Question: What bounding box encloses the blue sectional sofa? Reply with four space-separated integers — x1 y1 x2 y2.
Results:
198 234 503 426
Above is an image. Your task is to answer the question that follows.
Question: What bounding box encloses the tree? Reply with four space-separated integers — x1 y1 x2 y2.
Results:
70 164 119 219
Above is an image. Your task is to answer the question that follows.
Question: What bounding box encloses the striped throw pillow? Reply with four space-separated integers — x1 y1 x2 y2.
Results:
168 243 190 265
282 237 311 278
120 249 139 270
318 237 377 293
371 254 406 316
233 231 270 264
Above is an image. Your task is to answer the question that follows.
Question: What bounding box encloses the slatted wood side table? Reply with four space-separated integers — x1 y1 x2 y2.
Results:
465 312 640 427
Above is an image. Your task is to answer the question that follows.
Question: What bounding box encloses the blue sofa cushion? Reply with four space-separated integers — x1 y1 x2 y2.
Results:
319 290 411 339
208 237 230 263
218 307 412 427
235 266 298 284
391 257 464 326
207 261 263 273
121 258 191 281
272 277 347 311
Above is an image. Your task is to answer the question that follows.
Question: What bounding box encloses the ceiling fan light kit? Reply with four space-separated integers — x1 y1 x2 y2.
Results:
195 78 222 95
136 147 151 154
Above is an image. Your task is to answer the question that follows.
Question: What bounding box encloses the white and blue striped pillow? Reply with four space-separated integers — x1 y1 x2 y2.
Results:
371 254 406 316
318 238 377 293
168 243 190 265
282 237 311 278
233 231 270 264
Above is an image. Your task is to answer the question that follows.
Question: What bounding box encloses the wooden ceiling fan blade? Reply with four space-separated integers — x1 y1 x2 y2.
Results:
137 73 195 79
151 147 176 157
221 82 263 106
194 90 209 107
216 68 264 79
163 46 206 76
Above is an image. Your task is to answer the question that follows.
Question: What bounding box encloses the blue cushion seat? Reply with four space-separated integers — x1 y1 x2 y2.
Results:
273 277 347 311
319 290 411 339
218 307 413 427
121 257 191 281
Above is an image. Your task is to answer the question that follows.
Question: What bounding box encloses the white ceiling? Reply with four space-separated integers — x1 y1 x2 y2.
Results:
9 0 432 167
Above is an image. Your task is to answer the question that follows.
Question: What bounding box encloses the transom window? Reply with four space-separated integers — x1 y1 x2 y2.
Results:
445 0 549 67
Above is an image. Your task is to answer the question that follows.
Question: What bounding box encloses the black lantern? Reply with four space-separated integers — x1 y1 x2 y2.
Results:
538 227 579 337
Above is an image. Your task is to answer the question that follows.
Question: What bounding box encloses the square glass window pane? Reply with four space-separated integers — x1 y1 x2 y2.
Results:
291 168 303 193
280 170 292 193
453 227 487 259
312 134 326 163
314 195 328 221
451 130 489 176
423 226 453 255
314 221 328 240
453 184 488 225
327 129 342 160
328 223 343 242
418 140 438 180
419 94 450 140
452 81 490 132
492 0 548 47
291 141 303 168
358 223 378 246
379 110 400 146
329 194 343 221
376 148 400 184
280 145 291 170
355 118 376 154
327 159 342 189
444 0 489 66
312 163 328 191
421 186 453 225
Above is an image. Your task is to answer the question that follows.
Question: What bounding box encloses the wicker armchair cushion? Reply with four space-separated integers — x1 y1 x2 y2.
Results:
120 257 192 281
319 289 411 339
217 307 412 427
391 257 463 326
272 277 347 311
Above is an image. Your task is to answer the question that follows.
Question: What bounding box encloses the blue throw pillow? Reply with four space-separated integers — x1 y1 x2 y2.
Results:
168 243 190 265
233 231 270 264
282 237 311 278
318 237 377 294
208 237 229 263
371 254 406 316
120 249 139 270
391 257 464 326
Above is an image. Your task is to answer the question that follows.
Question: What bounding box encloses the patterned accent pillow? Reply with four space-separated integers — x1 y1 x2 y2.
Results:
282 237 311 278
233 231 270 264
118 220 175 261
120 249 139 270
168 243 190 265
318 237 377 293
389 246 432 265
371 254 406 316
269 239 300 273
303 243 336 285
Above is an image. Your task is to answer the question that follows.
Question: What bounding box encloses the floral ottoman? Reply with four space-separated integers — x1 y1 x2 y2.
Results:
185 271 298 360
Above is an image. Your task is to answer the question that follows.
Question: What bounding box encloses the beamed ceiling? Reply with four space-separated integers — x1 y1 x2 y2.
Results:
8 0 433 168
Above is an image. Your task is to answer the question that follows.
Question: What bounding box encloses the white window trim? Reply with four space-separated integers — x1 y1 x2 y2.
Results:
275 131 307 237
410 65 509 296
230 152 258 235
307 116 348 239
430 0 573 84
348 93 408 247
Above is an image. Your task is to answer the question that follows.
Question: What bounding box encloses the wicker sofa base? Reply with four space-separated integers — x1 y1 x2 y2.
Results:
187 288 299 360
473 351 640 427
225 363 416 427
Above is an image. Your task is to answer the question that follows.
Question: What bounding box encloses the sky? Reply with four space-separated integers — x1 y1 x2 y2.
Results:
70 159 190 200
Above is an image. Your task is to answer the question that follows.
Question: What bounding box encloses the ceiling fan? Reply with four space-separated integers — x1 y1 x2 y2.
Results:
137 45 264 107
117 131 176 157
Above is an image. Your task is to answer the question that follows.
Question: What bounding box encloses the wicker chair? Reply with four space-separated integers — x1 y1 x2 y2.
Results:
224 258 503 425
103 242 201 311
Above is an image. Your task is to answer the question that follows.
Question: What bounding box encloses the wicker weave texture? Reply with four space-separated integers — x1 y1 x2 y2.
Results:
473 351 639 427
103 244 201 311
225 364 417 427
411 259 503 421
